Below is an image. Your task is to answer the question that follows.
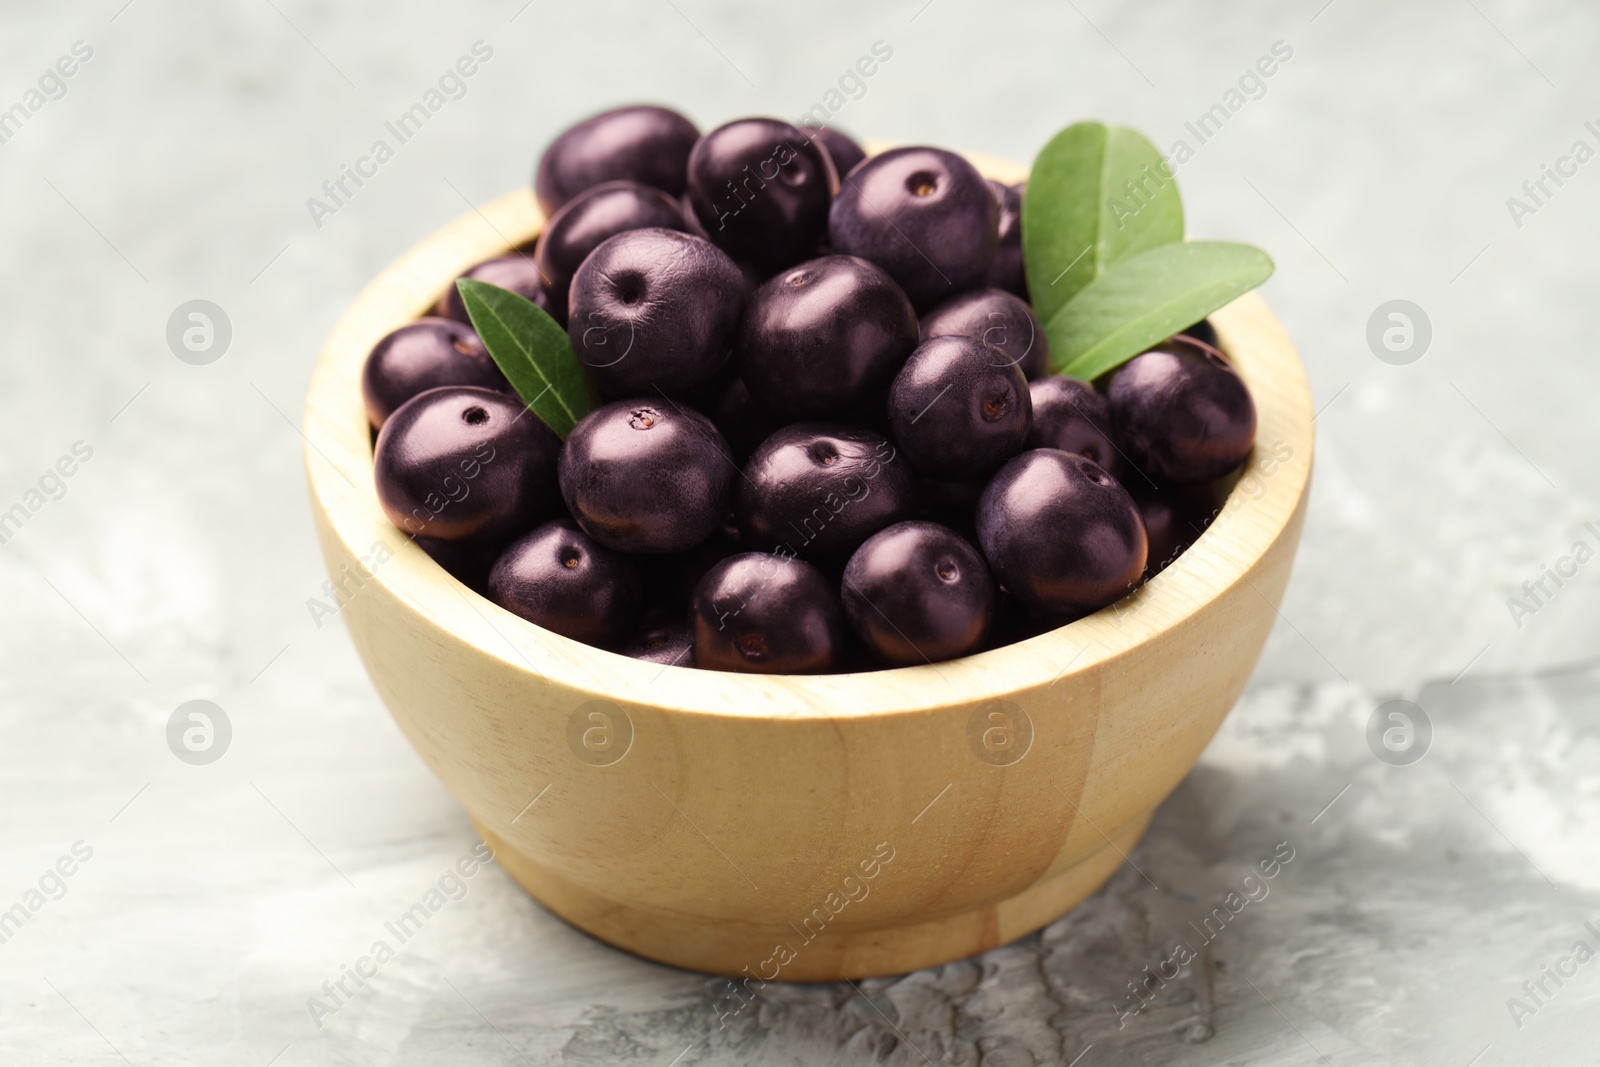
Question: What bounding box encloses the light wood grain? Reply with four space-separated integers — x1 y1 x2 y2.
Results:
303 154 1313 981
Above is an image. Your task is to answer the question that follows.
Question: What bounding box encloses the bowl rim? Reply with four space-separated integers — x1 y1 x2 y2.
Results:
303 150 1314 721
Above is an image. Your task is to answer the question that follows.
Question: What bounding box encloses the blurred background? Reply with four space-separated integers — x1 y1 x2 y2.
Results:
2 1 1597 1064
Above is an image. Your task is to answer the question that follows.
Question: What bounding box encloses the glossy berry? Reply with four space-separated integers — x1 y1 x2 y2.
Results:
1135 479 1225 579
691 552 846 673
362 318 507 428
1026 376 1121 479
803 125 866 179
828 146 998 308
1105 339 1256 484
568 228 746 397
535 105 699 216
488 520 640 647
437 256 552 325
558 399 734 553
889 335 1031 482
686 118 838 277
620 614 695 666
986 180 1026 297
738 256 918 420
841 521 995 666
374 386 560 542
919 288 1048 380
534 180 686 324
737 424 915 565
977 449 1147 615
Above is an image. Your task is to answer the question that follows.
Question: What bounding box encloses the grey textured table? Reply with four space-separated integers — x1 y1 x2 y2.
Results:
2 1 1598 1064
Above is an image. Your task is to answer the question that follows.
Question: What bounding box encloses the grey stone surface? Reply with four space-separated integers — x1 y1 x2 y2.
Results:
2 1 1598 1064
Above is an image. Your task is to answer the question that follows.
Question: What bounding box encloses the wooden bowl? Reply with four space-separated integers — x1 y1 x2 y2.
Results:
303 152 1313 981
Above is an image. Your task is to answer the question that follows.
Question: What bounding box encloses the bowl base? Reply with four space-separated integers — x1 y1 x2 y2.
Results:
474 809 1152 981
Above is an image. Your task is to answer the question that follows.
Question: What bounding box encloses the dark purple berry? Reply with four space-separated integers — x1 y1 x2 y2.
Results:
686 118 838 276
362 318 507 429
919 288 1048 379
1135 479 1227 579
737 424 915 565
691 552 845 673
534 180 686 324
803 125 867 178
568 228 745 397
374 387 560 542
1105 339 1256 484
738 255 918 420
828 146 998 308
558 399 734 553
986 180 1026 297
620 614 695 666
535 105 699 216
1026 376 1120 479
438 256 552 325
889 335 1031 481
841 521 995 666
977 449 1147 615
488 520 640 647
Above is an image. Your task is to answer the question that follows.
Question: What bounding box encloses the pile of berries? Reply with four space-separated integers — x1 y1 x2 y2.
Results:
364 106 1257 674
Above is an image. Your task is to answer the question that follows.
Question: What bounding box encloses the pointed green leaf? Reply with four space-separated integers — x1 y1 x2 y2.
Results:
1023 122 1184 325
1047 241 1274 381
458 277 591 439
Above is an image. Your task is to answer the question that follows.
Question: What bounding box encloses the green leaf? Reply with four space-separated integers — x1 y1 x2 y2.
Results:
1023 122 1184 326
1047 241 1274 381
457 278 591 439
